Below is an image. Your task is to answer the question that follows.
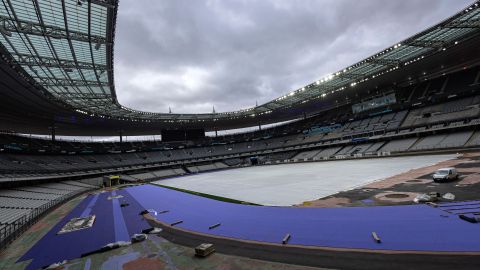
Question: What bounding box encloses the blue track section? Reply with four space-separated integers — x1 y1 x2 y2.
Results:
18 185 480 269
111 191 130 242
126 185 480 252
18 191 148 270
79 193 99 218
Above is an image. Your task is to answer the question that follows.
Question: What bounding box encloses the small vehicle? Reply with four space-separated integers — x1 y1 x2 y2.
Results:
194 243 215 257
433 168 458 182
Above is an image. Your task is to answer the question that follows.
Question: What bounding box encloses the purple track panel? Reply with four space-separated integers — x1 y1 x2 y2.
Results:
19 191 148 270
18 185 480 269
126 184 480 252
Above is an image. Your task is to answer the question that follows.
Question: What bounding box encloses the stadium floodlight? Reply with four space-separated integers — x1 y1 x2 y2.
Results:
0 24 12 37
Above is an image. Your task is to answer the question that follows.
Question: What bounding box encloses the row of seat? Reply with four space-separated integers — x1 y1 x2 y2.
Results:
0 180 99 244
402 97 480 128
1 97 479 177
291 130 480 161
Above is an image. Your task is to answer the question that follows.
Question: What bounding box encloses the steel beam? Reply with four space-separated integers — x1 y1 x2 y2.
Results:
89 0 117 9
407 40 446 48
36 77 110 87
366 58 401 67
0 15 108 44
12 53 107 70
444 19 480 29
337 73 365 80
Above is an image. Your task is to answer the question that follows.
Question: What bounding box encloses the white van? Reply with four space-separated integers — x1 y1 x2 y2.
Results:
433 167 458 182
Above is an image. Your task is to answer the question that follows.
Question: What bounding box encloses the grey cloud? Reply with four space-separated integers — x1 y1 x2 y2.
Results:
114 0 473 113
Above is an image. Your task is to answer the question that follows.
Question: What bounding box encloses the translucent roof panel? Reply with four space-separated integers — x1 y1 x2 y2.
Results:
0 0 479 123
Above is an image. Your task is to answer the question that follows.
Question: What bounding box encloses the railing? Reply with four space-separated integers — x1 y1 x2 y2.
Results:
0 188 93 250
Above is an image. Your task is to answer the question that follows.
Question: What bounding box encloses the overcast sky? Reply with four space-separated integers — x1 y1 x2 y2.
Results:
113 0 473 114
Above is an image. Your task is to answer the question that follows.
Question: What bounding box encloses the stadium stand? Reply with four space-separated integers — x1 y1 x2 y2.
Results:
189 162 229 173
409 134 449 151
293 150 323 160
436 131 474 148
127 168 186 181
401 96 480 128
364 141 386 154
466 131 480 147
0 1 480 268
1 86 480 178
314 146 344 159
0 181 98 249
1 112 479 176
378 138 419 153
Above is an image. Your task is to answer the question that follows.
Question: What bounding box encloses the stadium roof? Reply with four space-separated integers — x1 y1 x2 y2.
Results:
0 0 479 135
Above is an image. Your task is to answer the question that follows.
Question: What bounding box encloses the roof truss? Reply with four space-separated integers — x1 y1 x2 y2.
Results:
0 0 479 124
365 58 401 67
0 15 108 44
36 77 110 88
12 53 108 70
444 18 480 29
407 40 446 48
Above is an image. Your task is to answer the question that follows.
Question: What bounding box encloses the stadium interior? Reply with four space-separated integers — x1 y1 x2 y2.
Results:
1 0 480 269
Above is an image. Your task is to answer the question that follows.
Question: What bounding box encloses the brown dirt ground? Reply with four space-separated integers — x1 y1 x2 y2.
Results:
298 152 480 208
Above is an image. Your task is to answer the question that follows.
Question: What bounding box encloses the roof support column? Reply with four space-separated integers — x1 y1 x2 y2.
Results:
48 125 56 150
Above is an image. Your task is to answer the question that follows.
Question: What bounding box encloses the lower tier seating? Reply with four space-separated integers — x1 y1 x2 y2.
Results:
0 181 98 249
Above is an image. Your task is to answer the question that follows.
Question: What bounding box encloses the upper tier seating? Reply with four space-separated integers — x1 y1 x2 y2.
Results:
1 88 480 176
402 96 480 128
321 111 407 140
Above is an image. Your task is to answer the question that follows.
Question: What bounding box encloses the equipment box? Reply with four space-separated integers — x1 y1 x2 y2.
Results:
195 243 215 257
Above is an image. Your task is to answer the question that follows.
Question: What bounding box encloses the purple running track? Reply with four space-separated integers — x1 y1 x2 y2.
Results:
19 185 480 270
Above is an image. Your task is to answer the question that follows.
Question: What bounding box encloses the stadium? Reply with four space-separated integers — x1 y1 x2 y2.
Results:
0 0 480 269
